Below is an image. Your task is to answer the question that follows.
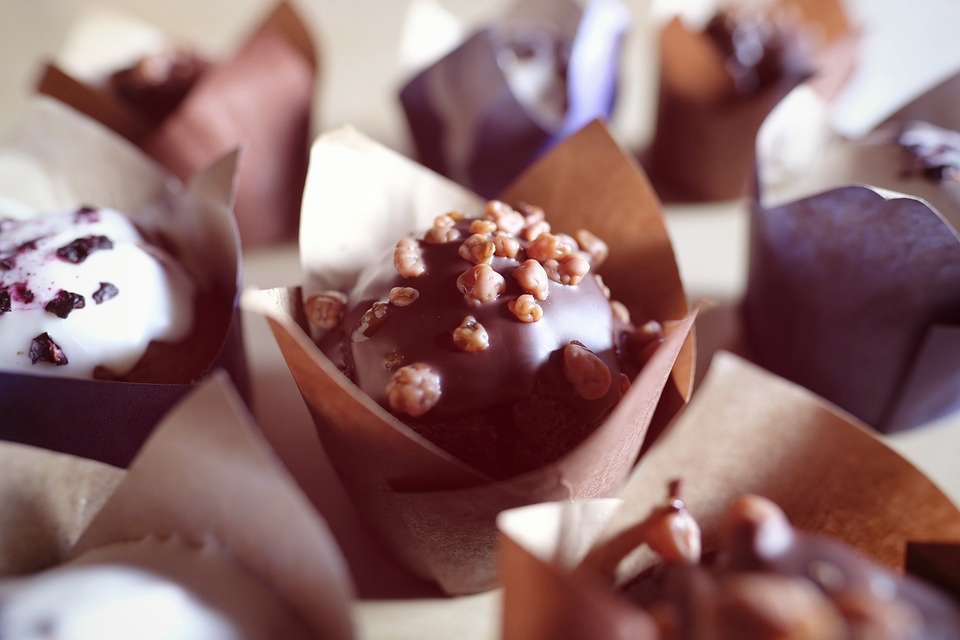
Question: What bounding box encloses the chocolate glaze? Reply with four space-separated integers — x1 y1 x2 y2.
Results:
343 217 627 424
624 497 960 639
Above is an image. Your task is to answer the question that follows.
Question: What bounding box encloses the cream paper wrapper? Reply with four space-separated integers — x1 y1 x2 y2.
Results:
69 373 355 640
497 352 960 640
37 2 317 248
246 119 694 594
0 97 245 467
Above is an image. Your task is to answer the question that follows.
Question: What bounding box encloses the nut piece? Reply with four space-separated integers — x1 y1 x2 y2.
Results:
457 264 506 304
544 252 591 285
517 202 545 224
389 287 419 307
304 290 347 330
386 363 441 417
469 219 497 235
513 259 550 300
508 294 543 323
563 342 611 399
484 200 525 234
394 237 425 277
458 234 496 264
573 229 609 267
523 220 551 242
527 232 572 262
352 301 392 341
383 350 404 369
493 232 520 259
452 316 489 352
643 504 702 564
424 225 461 244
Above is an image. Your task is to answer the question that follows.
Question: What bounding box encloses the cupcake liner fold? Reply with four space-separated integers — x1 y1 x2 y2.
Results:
0 97 245 467
37 2 317 247
248 119 693 594
497 352 960 640
881 70 960 133
71 373 356 640
0 374 354 639
744 185 960 432
399 0 629 198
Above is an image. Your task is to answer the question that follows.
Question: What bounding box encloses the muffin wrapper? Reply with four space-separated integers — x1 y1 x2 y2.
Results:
643 0 858 203
0 374 355 640
247 119 693 594
0 97 245 467
37 2 317 247
399 0 629 198
881 70 960 133
744 184 960 432
497 352 960 639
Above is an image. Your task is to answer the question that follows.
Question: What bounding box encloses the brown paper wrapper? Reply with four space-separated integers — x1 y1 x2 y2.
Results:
498 352 960 639
37 2 317 248
71 373 355 640
0 97 245 467
643 0 855 202
247 119 693 594
0 442 122 577
880 70 960 134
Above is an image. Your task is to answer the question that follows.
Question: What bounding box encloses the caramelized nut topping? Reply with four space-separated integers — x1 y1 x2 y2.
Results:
304 290 348 330
527 232 572 262
458 234 496 264
508 294 543 323
469 219 497 235
386 363 441 417
544 252 590 285
433 213 457 228
453 316 490 352
493 232 520 259
517 202 545 224
424 225 461 244
574 229 609 267
457 263 505 304
611 300 631 324
523 220 551 242
394 237 425 277
383 350 404 369
484 200 525 234
563 342 611 399
353 301 391 341
389 286 419 307
513 259 549 300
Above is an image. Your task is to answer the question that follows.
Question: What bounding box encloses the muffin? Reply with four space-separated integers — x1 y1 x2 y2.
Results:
306 200 663 478
623 492 960 639
0 206 195 381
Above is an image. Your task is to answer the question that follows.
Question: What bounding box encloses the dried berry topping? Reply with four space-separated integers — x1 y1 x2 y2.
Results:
74 206 100 222
29 332 69 366
897 121 960 183
16 239 39 254
56 235 114 263
12 282 34 303
44 289 86 318
92 282 119 304
0 288 10 314
0 256 14 270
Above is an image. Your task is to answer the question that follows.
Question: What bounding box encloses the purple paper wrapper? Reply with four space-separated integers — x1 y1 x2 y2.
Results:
744 185 960 432
0 98 245 467
399 0 628 197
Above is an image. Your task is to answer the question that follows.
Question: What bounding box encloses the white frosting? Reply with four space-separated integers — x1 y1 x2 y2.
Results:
0 207 195 379
0 564 240 640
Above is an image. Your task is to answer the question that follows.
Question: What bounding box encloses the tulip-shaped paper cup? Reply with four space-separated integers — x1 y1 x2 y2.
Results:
498 352 960 639
0 97 245 467
642 0 857 202
246 119 694 594
399 0 629 198
37 2 317 247
0 374 355 640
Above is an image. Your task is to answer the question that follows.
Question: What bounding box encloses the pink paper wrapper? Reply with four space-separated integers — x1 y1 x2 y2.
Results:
247 119 693 594
37 2 317 248
499 352 960 639
0 97 245 467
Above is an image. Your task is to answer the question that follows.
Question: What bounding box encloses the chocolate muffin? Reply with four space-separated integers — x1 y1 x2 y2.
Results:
305 200 662 478
623 491 960 639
